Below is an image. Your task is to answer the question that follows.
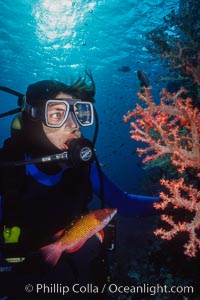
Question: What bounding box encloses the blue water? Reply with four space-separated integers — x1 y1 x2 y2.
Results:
0 0 178 194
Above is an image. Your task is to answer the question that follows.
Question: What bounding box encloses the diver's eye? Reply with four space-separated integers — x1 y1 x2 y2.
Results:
51 112 64 120
46 102 68 126
48 110 66 125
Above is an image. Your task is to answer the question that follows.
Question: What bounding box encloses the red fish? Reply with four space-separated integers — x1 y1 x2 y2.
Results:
40 208 117 266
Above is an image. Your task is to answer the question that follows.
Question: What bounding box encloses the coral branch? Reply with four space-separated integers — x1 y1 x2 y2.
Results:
124 87 200 257
123 87 200 175
154 178 200 257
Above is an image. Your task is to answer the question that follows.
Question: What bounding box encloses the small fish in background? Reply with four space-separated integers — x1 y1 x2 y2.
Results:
118 66 131 72
40 208 117 266
137 70 150 88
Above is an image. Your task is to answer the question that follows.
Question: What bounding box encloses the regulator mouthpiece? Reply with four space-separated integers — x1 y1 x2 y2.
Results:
67 138 94 167
0 138 95 168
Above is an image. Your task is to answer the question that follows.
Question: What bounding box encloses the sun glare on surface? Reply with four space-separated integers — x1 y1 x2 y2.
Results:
33 0 96 45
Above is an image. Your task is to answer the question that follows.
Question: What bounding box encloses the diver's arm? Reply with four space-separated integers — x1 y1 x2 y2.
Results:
90 162 160 217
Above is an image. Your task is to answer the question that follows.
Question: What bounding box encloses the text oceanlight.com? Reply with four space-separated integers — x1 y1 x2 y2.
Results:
25 283 194 296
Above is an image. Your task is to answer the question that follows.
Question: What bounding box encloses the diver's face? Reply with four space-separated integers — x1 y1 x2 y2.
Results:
42 92 81 150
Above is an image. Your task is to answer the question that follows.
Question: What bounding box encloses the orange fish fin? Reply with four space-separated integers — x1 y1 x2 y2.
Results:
95 230 104 243
40 243 62 266
52 228 65 241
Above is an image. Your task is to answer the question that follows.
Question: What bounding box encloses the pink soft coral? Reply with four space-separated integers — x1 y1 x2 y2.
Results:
124 87 200 257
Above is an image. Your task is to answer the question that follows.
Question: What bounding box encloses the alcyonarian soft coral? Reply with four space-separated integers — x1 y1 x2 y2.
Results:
155 178 200 257
124 87 200 257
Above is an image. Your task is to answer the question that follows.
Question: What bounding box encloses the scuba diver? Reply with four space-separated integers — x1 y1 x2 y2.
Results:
0 71 159 299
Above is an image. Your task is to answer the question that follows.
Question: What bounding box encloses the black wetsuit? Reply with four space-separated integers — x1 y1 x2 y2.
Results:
0 137 108 300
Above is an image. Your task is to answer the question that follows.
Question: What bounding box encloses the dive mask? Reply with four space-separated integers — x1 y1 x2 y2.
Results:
24 98 94 128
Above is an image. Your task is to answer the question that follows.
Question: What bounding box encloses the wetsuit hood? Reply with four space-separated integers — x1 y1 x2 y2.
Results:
22 112 63 156
26 80 69 107
23 80 70 156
